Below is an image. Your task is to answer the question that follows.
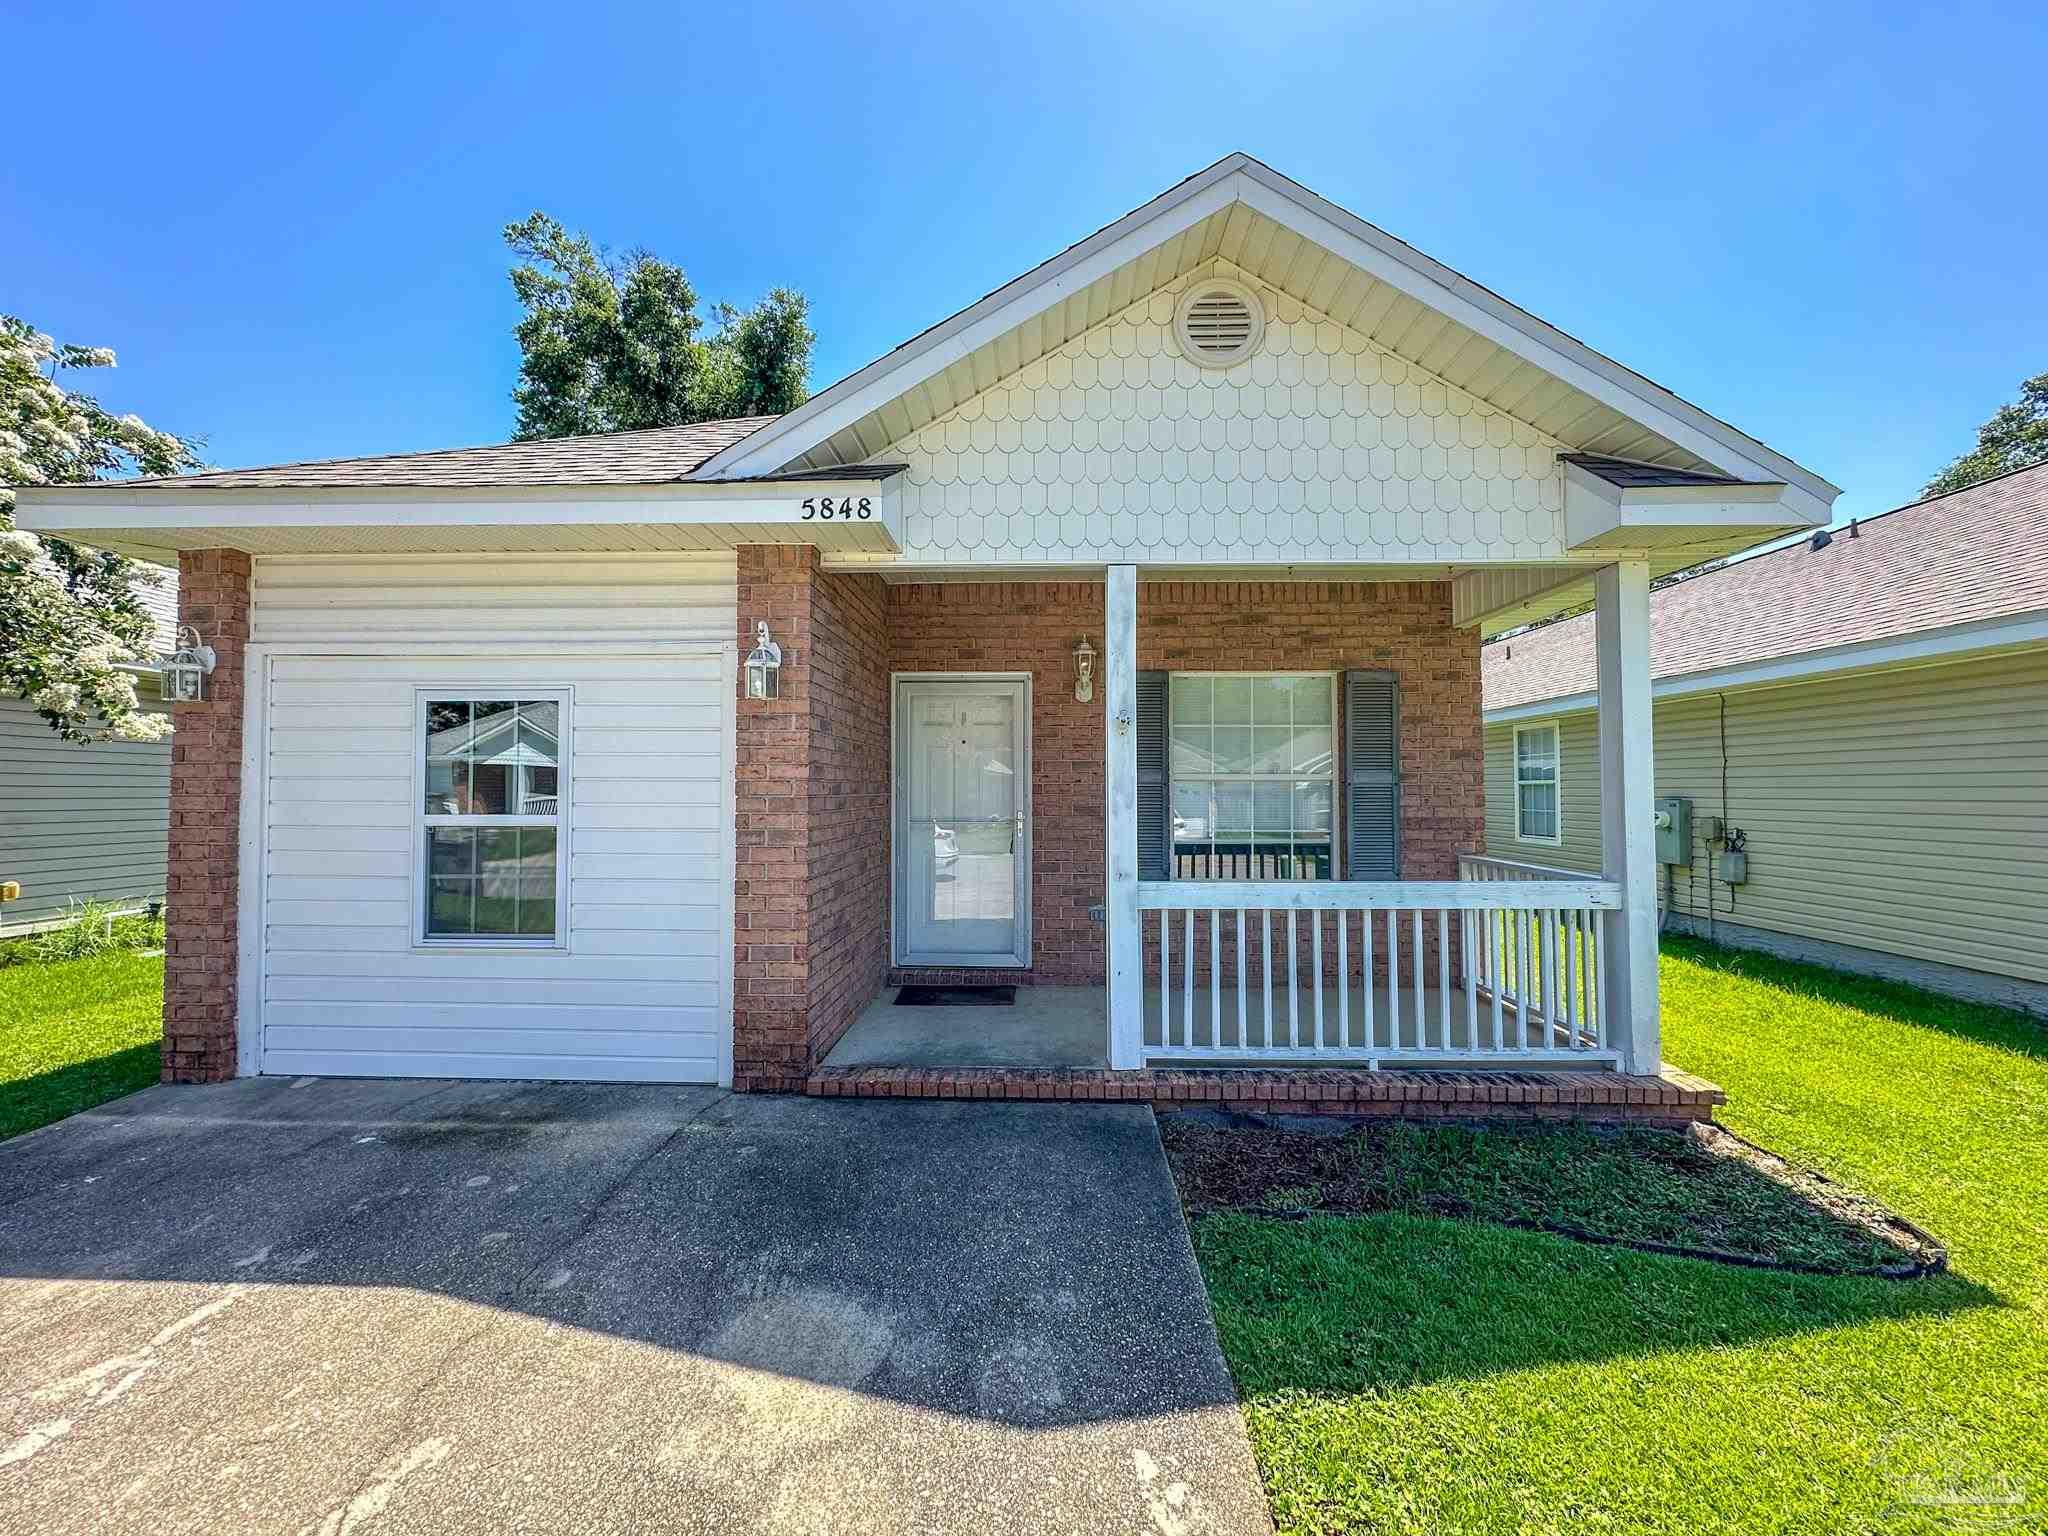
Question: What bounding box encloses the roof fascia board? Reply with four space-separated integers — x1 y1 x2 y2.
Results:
1229 162 1839 510
690 162 1254 479
14 477 901 531
1485 611 2048 723
1563 461 1808 549
15 476 897 510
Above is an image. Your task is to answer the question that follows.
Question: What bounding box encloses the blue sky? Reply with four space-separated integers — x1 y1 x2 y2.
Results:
7 0 2044 524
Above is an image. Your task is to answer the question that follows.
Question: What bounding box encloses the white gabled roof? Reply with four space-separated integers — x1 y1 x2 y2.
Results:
692 154 1839 523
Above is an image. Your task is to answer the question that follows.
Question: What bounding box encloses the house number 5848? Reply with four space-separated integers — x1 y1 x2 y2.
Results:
800 496 873 520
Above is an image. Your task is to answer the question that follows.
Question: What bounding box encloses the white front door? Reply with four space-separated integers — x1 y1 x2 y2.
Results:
894 677 1031 968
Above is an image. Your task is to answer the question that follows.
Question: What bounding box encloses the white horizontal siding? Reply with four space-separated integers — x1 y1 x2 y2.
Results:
0 695 171 932
1485 646 2048 985
250 553 738 646
252 561 735 1083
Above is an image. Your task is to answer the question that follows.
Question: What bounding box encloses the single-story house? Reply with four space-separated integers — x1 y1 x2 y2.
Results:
0 567 177 936
13 155 1842 1120
1483 459 2048 1016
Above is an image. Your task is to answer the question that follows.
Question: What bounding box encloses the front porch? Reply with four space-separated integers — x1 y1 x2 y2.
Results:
819 844 1724 1126
735 553 1679 1115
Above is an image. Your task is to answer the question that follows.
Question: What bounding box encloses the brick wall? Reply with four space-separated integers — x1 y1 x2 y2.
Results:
1142 579 1483 988
888 583 1107 985
731 547 890 1090
163 549 251 1083
888 578 1483 990
804 566 891 1063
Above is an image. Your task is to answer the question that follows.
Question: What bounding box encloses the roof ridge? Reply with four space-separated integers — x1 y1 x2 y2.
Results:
1869 454 2048 517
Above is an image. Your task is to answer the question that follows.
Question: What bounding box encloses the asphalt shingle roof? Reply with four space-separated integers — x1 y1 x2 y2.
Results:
97 417 780 491
1557 453 1752 489
1483 460 2048 712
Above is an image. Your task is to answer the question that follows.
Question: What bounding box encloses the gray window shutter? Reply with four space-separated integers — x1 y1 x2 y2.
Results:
1137 670 1171 881
1344 669 1400 879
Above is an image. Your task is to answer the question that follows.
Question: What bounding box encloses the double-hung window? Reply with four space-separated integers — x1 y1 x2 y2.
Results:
417 695 567 944
1168 674 1337 879
1513 721 1561 844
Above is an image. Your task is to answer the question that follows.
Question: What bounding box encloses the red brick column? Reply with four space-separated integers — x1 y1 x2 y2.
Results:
733 548 816 1091
731 547 891 1091
164 549 251 1083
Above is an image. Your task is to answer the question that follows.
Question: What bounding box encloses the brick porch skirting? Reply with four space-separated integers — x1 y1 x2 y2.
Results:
804 1065 1724 1128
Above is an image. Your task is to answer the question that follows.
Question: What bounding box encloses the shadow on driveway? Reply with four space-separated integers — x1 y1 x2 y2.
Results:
0 1079 1272 1535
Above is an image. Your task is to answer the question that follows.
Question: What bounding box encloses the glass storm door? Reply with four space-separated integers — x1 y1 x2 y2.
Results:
894 678 1030 967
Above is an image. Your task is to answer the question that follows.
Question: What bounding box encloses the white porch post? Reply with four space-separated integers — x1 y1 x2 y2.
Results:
1105 564 1143 1069
1595 558 1660 1074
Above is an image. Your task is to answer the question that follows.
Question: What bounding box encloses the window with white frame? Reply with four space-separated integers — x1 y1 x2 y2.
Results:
1514 722 1561 844
1169 674 1336 879
418 696 565 941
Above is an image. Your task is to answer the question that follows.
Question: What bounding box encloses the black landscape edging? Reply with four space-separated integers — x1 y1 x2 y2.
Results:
1198 1200 1948 1279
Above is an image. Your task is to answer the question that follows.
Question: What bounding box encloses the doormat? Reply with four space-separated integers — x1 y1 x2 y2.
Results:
893 985 1017 1007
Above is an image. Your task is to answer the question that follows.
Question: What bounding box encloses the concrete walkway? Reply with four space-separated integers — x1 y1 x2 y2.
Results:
0 1080 1270 1535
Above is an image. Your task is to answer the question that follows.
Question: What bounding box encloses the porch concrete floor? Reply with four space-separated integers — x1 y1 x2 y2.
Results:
826 986 1110 1069
826 982 1591 1069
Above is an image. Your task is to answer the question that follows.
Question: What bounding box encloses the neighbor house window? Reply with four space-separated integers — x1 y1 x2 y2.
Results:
1169 674 1336 879
1514 722 1561 844
418 695 566 942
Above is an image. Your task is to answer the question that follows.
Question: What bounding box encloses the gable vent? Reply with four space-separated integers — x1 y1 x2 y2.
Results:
1174 280 1263 368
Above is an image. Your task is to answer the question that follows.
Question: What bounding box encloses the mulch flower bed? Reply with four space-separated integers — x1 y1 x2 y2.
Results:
1160 1113 1946 1278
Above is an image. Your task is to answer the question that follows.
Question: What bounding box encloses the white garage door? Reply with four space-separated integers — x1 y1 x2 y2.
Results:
253 651 733 1084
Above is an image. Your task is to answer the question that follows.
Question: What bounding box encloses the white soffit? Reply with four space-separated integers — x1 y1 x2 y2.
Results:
697 155 1838 521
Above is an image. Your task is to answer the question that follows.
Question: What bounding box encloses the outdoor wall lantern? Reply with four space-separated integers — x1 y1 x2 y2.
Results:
162 625 217 703
744 620 783 700
1073 638 1095 703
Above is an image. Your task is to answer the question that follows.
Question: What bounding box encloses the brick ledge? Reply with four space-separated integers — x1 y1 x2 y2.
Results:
801 1065 1722 1125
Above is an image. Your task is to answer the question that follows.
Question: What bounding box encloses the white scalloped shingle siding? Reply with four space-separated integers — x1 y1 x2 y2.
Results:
886 264 1568 566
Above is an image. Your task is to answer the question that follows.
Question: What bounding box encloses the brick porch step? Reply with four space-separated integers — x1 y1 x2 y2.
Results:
802 1064 1724 1126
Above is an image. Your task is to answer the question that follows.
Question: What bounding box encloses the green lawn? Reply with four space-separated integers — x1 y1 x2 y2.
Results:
0 949 164 1139
1194 936 2046 1534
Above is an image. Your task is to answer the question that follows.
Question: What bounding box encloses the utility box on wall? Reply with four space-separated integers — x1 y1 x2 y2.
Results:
1654 796 1693 865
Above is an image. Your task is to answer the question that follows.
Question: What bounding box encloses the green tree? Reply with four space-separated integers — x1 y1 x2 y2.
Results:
1 316 201 741
1924 371 2048 496
504 213 813 439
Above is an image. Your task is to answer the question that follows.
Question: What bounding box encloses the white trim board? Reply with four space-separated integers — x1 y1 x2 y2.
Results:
1484 613 2048 724
15 482 903 561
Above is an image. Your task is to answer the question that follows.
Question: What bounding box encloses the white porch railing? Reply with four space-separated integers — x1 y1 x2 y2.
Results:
1457 855 1609 1051
1138 869 1621 1067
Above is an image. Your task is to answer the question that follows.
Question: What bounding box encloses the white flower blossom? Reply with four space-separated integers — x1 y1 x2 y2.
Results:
0 528 41 558
109 712 172 742
30 682 83 713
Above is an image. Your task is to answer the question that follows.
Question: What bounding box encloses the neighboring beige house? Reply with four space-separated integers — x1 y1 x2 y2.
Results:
1483 460 2048 1015
0 567 176 936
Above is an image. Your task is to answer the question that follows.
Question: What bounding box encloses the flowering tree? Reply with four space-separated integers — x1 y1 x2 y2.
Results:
1 316 201 741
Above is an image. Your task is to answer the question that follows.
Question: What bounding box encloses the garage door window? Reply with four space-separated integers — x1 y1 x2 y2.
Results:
418 695 567 943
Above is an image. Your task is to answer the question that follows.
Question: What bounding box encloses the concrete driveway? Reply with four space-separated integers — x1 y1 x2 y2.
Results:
0 1080 1270 1535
